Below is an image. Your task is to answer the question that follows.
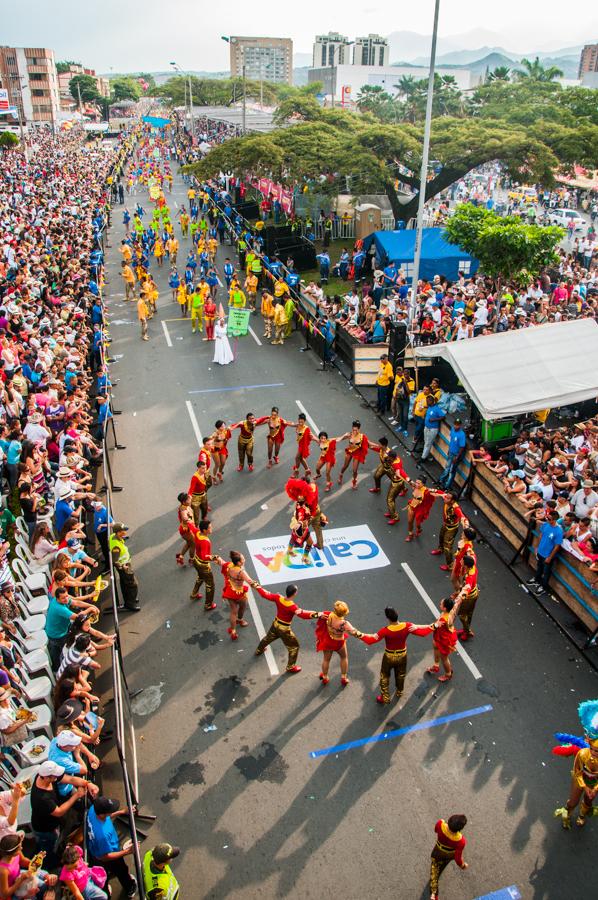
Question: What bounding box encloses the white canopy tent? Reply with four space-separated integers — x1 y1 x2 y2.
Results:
414 319 598 420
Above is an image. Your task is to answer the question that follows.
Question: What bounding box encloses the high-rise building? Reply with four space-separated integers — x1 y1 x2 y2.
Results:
57 64 110 113
313 33 352 68
353 34 389 67
229 37 293 85
0 46 61 126
578 43 598 77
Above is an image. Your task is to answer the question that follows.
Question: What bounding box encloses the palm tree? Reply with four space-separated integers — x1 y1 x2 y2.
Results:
394 75 423 123
487 66 511 82
515 57 563 82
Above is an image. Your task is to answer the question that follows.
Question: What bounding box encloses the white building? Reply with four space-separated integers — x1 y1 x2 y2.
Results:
308 63 475 106
353 34 388 67
312 33 352 68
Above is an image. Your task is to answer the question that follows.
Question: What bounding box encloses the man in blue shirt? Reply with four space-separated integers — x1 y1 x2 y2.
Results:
93 500 113 572
528 509 563 596
45 586 77 670
421 396 446 461
439 419 467 488
87 796 137 897
54 489 79 535
316 251 330 284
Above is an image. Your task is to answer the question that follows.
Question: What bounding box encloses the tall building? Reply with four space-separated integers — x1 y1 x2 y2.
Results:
313 33 352 68
229 37 293 85
353 34 388 67
57 64 110 114
578 43 598 77
0 46 60 126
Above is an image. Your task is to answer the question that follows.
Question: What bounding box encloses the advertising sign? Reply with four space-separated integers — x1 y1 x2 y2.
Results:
246 525 390 585
227 308 251 337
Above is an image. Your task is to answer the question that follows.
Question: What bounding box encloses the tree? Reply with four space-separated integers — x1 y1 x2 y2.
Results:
445 203 564 286
0 132 19 149
487 66 511 82
515 57 564 83
356 85 395 117
56 60 80 74
189 82 598 225
110 76 142 102
69 74 100 104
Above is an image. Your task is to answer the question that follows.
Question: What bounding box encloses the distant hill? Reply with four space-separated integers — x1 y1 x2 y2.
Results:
293 52 312 68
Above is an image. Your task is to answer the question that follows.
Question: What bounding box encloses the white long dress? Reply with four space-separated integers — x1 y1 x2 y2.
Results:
213 321 234 365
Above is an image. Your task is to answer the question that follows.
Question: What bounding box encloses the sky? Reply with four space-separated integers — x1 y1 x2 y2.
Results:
3 0 597 72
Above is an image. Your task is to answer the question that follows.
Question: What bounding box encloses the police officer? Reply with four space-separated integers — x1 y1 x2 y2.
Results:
109 523 140 612
143 843 180 899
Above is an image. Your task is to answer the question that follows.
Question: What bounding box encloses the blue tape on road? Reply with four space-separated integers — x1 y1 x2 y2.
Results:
473 887 521 900
308 704 493 759
188 383 285 394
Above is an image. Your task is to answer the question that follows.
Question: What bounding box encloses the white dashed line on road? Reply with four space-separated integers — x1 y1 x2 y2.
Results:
161 320 173 348
295 400 320 435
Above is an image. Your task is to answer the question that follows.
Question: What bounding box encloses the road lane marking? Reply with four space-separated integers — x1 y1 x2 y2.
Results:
185 400 203 446
246 589 280 677
188 383 284 394
401 562 483 681
161 321 173 348
472 887 521 900
309 704 493 758
185 400 278 676
248 326 262 346
295 400 320 435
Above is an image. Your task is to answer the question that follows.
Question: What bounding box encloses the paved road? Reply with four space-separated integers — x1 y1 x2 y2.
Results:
102 163 597 900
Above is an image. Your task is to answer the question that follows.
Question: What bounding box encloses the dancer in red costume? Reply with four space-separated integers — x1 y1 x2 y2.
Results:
337 421 369 489
358 606 433 703
315 600 363 686
425 597 459 683
406 478 436 541
286 476 328 549
286 498 314 564
221 550 258 641
314 431 338 492
254 583 320 674
255 407 295 468
175 492 195 567
293 413 312 475
210 420 232 483
203 296 216 341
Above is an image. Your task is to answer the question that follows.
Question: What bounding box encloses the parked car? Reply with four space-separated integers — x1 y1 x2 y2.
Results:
546 208 588 233
508 186 538 203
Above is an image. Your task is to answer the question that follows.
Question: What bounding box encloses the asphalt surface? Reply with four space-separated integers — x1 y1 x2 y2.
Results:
101 162 598 900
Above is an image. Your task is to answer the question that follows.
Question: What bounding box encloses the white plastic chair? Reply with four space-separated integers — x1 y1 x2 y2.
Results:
18 647 55 685
10 559 47 595
13 666 52 708
20 703 53 741
14 539 51 577
13 615 47 643
13 734 50 767
15 589 48 618
14 516 27 539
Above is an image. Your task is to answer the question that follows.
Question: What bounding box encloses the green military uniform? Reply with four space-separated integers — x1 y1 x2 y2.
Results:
143 850 179 899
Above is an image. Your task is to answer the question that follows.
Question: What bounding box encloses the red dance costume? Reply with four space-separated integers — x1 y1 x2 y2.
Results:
318 438 337 468
256 586 315 624
221 562 249 600
204 301 216 340
212 427 232 459
286 478 319 516
433 612 458 657
412 487 436 527
361 622 432 649
315 612 349 652
295 425 312 462
453 540 476 581
345 432 369 463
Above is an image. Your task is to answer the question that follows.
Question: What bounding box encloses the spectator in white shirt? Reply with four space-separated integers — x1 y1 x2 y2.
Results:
571 481 598 518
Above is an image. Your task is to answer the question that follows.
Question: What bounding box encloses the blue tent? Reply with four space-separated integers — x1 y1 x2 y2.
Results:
363 227 479 283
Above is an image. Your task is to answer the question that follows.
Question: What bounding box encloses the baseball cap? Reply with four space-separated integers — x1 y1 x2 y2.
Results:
38 760 65 778
152 844 180 864
55 730 82 749
112 522 128 532
93 796 120 815
66 538 81 549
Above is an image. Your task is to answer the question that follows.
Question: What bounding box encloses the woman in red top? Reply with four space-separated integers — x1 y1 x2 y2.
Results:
425 597 459 683
429 814 468 900
315 431 338 492
406 478 436 541
221 551 256 641
210 420 232 483
314 600 361 686
286 501 313 564
256 407 295 468
337 421 369 490
175 493 195 567
293 414 312 475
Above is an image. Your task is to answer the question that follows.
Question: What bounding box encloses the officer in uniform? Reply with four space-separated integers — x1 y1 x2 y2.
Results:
143 843 180 899
109 523 141 612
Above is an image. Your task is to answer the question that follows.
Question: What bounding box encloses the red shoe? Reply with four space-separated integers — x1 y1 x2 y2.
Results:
341 676 350 687
439 564 450 571
405 534 413 542
416 528 422 536
190 593 202 600
236 465 243 472
325 482 332 492
227 627 238 641
369 487 380 493
376 694 390 705
337 474 343 484
267 460 273 468
204 602 216 611
426 665 440 674
274 456 279 464
207 505 212 511
457 629 473 641
438 673 453 683
176 554 184 567
430 549 442 556
388 518 398 525
248 464 254 471
286 665 302 675
351 479 358 490
319 672 329 685
384 512 392 518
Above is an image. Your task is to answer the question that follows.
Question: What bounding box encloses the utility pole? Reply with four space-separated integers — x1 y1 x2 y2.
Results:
409 0 441 328
188 74 194 139
77 81 83 114
18 78 29 163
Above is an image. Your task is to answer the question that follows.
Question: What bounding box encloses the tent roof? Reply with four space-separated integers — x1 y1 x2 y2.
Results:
364 227 474 262
414 319 598 420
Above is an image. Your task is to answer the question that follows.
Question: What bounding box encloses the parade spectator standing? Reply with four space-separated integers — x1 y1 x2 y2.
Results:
375 354 394 414
86 796 138 898
438 419 467 489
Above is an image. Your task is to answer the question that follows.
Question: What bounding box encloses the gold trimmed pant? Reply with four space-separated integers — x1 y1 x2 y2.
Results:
380 649 407 702
386 480 405 519
256 620 299 669
238 437 254 467
191 491 208 525
191 559 215 608
439 524 459 566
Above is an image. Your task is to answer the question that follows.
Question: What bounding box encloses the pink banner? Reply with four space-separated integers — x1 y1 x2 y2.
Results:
252 178 293 214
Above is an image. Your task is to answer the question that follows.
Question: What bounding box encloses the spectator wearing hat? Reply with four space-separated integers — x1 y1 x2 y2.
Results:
87 796 138 898
0 831 58 899
571 480 598 519
48 730 99 796
143 843 180 900
0 782 26 842
30 760 98 863
54 488 82 537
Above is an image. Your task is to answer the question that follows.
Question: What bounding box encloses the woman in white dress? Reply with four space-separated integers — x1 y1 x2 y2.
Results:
213 317 234 365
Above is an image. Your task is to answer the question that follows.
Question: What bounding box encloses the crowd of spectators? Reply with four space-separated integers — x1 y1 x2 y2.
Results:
0 128 139 896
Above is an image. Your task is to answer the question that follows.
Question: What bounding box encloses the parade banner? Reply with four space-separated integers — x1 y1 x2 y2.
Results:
252 177 294 214
246 525 390 585
227 308 251 337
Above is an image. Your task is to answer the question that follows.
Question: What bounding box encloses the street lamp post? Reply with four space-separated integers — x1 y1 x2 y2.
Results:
18 77 29 164
409 0 441 328
170 61 194 139
222 37 246 134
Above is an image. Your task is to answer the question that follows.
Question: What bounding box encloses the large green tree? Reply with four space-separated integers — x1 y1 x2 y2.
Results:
69 74 100 104
110 76 142 102
188 80 598 225
56 60 80 74
515 57 564 83
0 132 19 149
445 204 564 286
